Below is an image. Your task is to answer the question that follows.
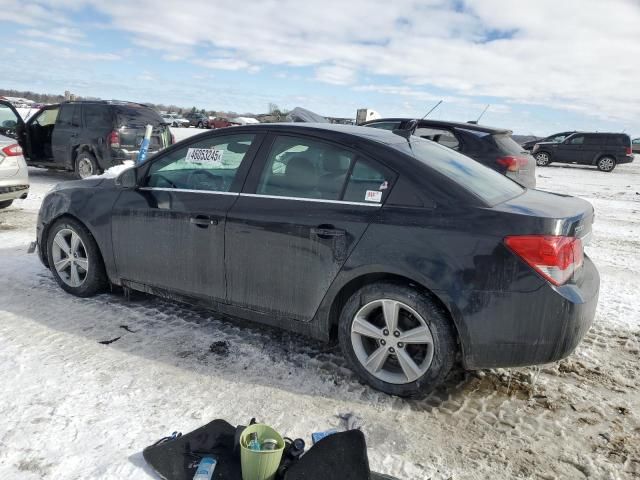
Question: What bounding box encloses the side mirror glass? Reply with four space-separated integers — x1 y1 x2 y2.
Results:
115 168 137 188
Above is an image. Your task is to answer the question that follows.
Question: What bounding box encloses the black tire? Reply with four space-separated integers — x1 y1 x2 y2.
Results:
0 199 13 209
338 282 457 396
197 121 203 129
596 156 616 172
75 151 100 179
535 151 551 166
47 217 107 297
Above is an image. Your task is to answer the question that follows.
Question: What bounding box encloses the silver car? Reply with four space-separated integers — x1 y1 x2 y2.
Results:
0 101 29 209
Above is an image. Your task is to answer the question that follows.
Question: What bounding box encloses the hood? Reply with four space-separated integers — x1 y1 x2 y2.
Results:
50 177 107 192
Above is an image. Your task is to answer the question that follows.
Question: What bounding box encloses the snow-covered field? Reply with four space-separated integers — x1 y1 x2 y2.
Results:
0 159 639 479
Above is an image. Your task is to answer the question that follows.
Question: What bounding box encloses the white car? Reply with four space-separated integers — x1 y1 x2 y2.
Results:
161 113 190 128
0 101 29 209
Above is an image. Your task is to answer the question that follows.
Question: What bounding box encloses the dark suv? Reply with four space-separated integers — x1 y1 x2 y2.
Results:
532 132 634 172
522 131 577 151
184 112 210 129
12 100 172 178
362 118 536 188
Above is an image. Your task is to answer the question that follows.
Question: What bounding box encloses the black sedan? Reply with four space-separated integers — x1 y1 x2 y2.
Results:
32 124 599 396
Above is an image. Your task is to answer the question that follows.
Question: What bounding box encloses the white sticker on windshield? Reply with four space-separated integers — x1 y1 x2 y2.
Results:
185 148 223 165
365 190 382 203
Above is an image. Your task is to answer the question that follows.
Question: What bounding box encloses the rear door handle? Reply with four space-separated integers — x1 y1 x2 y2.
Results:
311 226 346 238
190 215 218 228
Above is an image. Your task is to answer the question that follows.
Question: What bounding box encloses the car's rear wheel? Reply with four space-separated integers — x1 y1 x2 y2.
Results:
535 152 551 166
0 200 13 209
75 152 100 179
338 282 456 396
596 156 616 172
47 217 107 297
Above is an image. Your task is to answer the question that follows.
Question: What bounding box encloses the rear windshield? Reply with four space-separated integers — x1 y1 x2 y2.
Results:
492 134 527 155
392 137 524 205
115 106 164 127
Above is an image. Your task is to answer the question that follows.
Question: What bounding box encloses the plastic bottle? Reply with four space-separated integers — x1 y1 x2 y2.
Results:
248 432 261 451
192 456 217 480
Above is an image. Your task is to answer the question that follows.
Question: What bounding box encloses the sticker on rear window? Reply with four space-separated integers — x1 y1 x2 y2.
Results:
365 190 382 202
185 148 223 165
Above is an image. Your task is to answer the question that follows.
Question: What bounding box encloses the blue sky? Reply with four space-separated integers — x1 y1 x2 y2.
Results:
1 0 639 136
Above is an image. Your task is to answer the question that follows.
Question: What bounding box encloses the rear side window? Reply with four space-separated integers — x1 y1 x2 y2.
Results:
606 135 629 146
343 159 392 204
84 105 112 128
393 137 524 205
584 135 602 145
115 106 163 127
257 136 357 200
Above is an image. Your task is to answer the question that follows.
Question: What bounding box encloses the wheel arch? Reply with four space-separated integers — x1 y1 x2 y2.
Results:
40 213 105 271
594 153 615 166
324 270 467 360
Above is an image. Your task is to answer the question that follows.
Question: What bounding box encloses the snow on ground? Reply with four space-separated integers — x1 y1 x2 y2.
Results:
0 161 639 479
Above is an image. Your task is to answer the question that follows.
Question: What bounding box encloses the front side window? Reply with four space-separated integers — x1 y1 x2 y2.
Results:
34 108 59 127
257 136 357 200
146 133 255 192
568 135 584 145
550 134 567 142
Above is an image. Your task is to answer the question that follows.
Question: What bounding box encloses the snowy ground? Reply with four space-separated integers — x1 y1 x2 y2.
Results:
0 158 639 479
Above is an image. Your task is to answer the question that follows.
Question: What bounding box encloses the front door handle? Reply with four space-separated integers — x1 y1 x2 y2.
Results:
190 215 218 228
311 226 346 238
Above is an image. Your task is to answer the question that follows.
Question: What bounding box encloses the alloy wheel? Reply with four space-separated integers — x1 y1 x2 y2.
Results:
598 157 615 171
350 299 434 385
535 152 550 166
51 228 89 287
77 158 95 178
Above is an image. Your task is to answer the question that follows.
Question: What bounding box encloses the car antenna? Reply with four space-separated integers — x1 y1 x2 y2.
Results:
468 104 490 124
421 100 443 119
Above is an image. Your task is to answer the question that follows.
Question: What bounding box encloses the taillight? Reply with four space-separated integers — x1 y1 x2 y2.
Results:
504 235 584 286
108 130 120 148
497 155 527 172
170 132 175 145
1 144 22 157
626 146 632 155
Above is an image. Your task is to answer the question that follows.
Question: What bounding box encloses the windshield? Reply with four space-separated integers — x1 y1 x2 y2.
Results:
392 137 524 205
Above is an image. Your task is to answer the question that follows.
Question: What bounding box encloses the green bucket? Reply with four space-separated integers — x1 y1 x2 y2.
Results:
239 424 285 480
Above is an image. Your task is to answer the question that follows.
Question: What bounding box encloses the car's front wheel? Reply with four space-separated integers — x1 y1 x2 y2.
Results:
596 156 616 172
338 282 457 396
197 121 203 128
47 217 107 297
535 151 551 166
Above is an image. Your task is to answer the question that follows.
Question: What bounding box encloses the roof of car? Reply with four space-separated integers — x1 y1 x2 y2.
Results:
240 122 410 145
362 117 511 134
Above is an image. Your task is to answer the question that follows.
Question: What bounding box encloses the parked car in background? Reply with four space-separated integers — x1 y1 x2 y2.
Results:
632 137 640 154
161 113 190 128
209 117 241 129
521 131 577 151
533 132 634 172
0 100 29 209
184 112 210 128
33 123 598 396
363 118 536 188
0 101 29 208
1 100 172 179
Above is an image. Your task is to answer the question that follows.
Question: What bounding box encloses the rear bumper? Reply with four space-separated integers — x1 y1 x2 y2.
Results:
461 256 600 369
618 155 634 165
0 185 29 201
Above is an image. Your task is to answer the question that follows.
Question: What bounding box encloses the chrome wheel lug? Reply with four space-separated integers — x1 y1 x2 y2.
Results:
397 342 404 348
393 330 400 337
380 339 386 346
383 329 389 336
388 347 395 353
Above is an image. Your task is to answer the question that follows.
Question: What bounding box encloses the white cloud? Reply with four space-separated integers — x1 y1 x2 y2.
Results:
5 0 640 129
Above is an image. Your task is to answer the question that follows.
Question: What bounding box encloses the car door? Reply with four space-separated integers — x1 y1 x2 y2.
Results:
110 131 263 302
225 133 396 321
0 100 27 149
554 134 585 162
52 103 81 168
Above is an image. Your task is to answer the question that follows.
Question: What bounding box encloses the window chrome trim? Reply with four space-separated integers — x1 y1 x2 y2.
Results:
239 193 382 207
138 187 239 196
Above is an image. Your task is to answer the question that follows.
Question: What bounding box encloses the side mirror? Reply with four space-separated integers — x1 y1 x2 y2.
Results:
115 168 138 188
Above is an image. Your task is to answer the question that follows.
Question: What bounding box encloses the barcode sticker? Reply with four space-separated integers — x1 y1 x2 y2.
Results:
185 148 223 165
365 190 382 202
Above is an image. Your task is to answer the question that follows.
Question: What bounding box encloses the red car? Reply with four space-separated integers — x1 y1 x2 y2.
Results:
209 117 241 129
